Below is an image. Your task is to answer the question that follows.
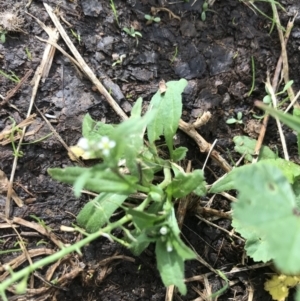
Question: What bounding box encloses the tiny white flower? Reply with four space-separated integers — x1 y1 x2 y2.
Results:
160 226 168 236
97 136 116 156
77 137 89 150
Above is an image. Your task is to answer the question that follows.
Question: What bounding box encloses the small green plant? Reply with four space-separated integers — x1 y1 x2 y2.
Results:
201 0 216 21
226 112 243 124
25 47 32 60
123 26 142 45
36 239 48 246
110 0 120 27
47 79 206 294
201 0 209 21
7 117 24 158
240 0 285 33
144 14 161 25
263 80 293 105
0 70 20 83
70 29 81 44
170 45 178 64
30 215 52 232
112 54 126 67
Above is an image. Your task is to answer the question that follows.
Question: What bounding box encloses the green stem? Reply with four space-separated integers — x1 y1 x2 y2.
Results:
135 195 152 211
0 214 132 296
135 184 150 193
158 166 172 189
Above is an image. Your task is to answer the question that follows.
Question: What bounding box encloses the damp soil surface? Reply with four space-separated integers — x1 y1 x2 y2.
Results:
1 0 300 300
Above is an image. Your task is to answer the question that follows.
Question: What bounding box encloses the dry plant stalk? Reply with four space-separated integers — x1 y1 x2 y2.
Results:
5 21 60 217
253 12 297 159
0 114 36 144
0 169 23 208
179 119 232 173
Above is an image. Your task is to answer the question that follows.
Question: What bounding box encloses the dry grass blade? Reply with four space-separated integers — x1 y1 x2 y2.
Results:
5 23 60 218
43 3 128 121
195 215 243 242
13 217 64 248
165 285 175 301
0 114 36 144
253 11 297 160
272 8 297 105
0 249 55 280
0 169 23 208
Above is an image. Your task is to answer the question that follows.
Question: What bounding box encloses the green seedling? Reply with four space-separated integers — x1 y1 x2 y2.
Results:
144 14 161 25
112 54 126 67
7 117 24 158
240 0 286 33
263 80 293 105
110 0 120 27
123 26 142 45
30 215 52 232
226 112 243 125
36 240 48 246
70 29 81 44
201 0 216 21
25 47 32 60
0 70 20 83
14 240 28 248
170 45 178 64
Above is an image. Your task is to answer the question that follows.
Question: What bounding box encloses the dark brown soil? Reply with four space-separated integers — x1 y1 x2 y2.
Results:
1 0 300 300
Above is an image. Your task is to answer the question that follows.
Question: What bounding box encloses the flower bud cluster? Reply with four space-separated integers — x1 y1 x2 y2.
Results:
77 136 116 157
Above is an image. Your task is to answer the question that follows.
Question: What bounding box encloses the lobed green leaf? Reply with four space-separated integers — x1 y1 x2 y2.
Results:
233 136 277 161
233 163 300 274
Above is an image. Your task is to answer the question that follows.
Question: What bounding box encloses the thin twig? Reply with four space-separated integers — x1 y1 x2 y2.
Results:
179 119 232 172
202 139 217 171
34 105 84 167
